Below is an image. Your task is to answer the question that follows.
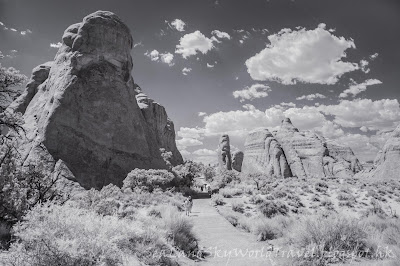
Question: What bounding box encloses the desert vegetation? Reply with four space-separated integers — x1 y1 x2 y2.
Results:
207 169 400 265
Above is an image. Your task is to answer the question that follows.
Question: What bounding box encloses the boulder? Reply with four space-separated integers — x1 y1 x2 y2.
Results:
218 134 232 170
241 128 291 177
7 11 183 189
231 151 244 172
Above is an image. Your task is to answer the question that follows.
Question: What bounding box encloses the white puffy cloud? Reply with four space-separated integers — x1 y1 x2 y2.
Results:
296 93 326 101
370 53 379 60
177 127 204 139
319 98 400 130
175 31 214 58
198 112 207 117
192 149 217 156
233 84 271 102
160 52 174 66
360 59 370 73
10 28 17 32
182 67 192 75
331 134 379 162
50 42 62 48
360 126 369 132
170 19 186 32
211 30 231 40
245 23 358 85
145 50 159 61
145 50 174 66
133 42 143 48
207 63 214 68
176 138 203 148
339 79 382 98
180 150 191 157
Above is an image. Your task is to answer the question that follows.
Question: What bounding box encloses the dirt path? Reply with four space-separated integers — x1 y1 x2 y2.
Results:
187 198 282 266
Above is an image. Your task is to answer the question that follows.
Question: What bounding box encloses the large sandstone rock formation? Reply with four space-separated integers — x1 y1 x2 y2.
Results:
218 134 232 170
231 151 244 172
8 11 182 189
241 128 291 177
241 118 362 178
356 124 400 179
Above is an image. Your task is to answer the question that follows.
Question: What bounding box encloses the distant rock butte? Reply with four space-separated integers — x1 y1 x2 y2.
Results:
356 124 400 180
231 151 244 172
242 118 362 178
8 11 183 189
241 128 291 177
218 134 232 170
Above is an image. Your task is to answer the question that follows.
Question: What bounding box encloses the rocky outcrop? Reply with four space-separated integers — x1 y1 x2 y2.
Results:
8 62 53 114
135 85 183 166
218 134 232 170
356 124 400 180
242 128 291 177
241 118 362 178
274 118 328 178
7 11 183 189
231 151 244 172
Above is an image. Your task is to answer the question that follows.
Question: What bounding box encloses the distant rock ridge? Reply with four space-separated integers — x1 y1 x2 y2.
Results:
241 118 362 178
356 124 400 180
232 151 244 172
7 11 183 189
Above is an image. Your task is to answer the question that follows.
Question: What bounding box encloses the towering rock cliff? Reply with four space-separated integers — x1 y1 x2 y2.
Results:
241 128 291 177
356 124 400 179
8 11 183 189
241 118 362 178
218 134 232 170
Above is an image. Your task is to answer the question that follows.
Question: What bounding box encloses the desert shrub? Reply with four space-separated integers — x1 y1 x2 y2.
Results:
231 201 245 213
320 197 334 210
287 194 304 208
161 207 199 257
252 218 282 241
0 164 67 223
211 169 239 189
249 194 263 204
219 187 242 198
311 194 320 202
315 181 329 193
211 194 225 206
291 214 377 264
272 190 287 199
337 192 355 201
1 203 173 265
258 200 288 218
122 168 175 192
93 197 122 216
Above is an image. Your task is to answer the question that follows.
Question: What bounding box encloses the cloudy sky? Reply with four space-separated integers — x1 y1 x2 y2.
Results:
1 0 399 164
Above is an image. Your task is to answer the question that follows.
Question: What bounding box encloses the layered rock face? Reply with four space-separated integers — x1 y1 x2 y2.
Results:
231 151 244 172
8 11 183 189
241 118 362 178
241 128 291 177
218 135 232 170
357 124 400 179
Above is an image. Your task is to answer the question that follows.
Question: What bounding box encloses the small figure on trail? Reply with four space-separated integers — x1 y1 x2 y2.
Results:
184 196 193 216
206 184 211 195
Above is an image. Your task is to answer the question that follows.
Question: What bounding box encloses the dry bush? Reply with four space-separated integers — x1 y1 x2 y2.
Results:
290 214 377 265
1 203 170 265
219 187 243 198
231 201 245 213
258 200 289 218
211 194 225 206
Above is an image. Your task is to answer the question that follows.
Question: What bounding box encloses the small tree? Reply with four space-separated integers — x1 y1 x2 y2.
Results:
122 169 175 192
0 62 27 143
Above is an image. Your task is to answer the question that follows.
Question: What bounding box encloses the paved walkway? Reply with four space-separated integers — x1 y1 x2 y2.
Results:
187 199 282 266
